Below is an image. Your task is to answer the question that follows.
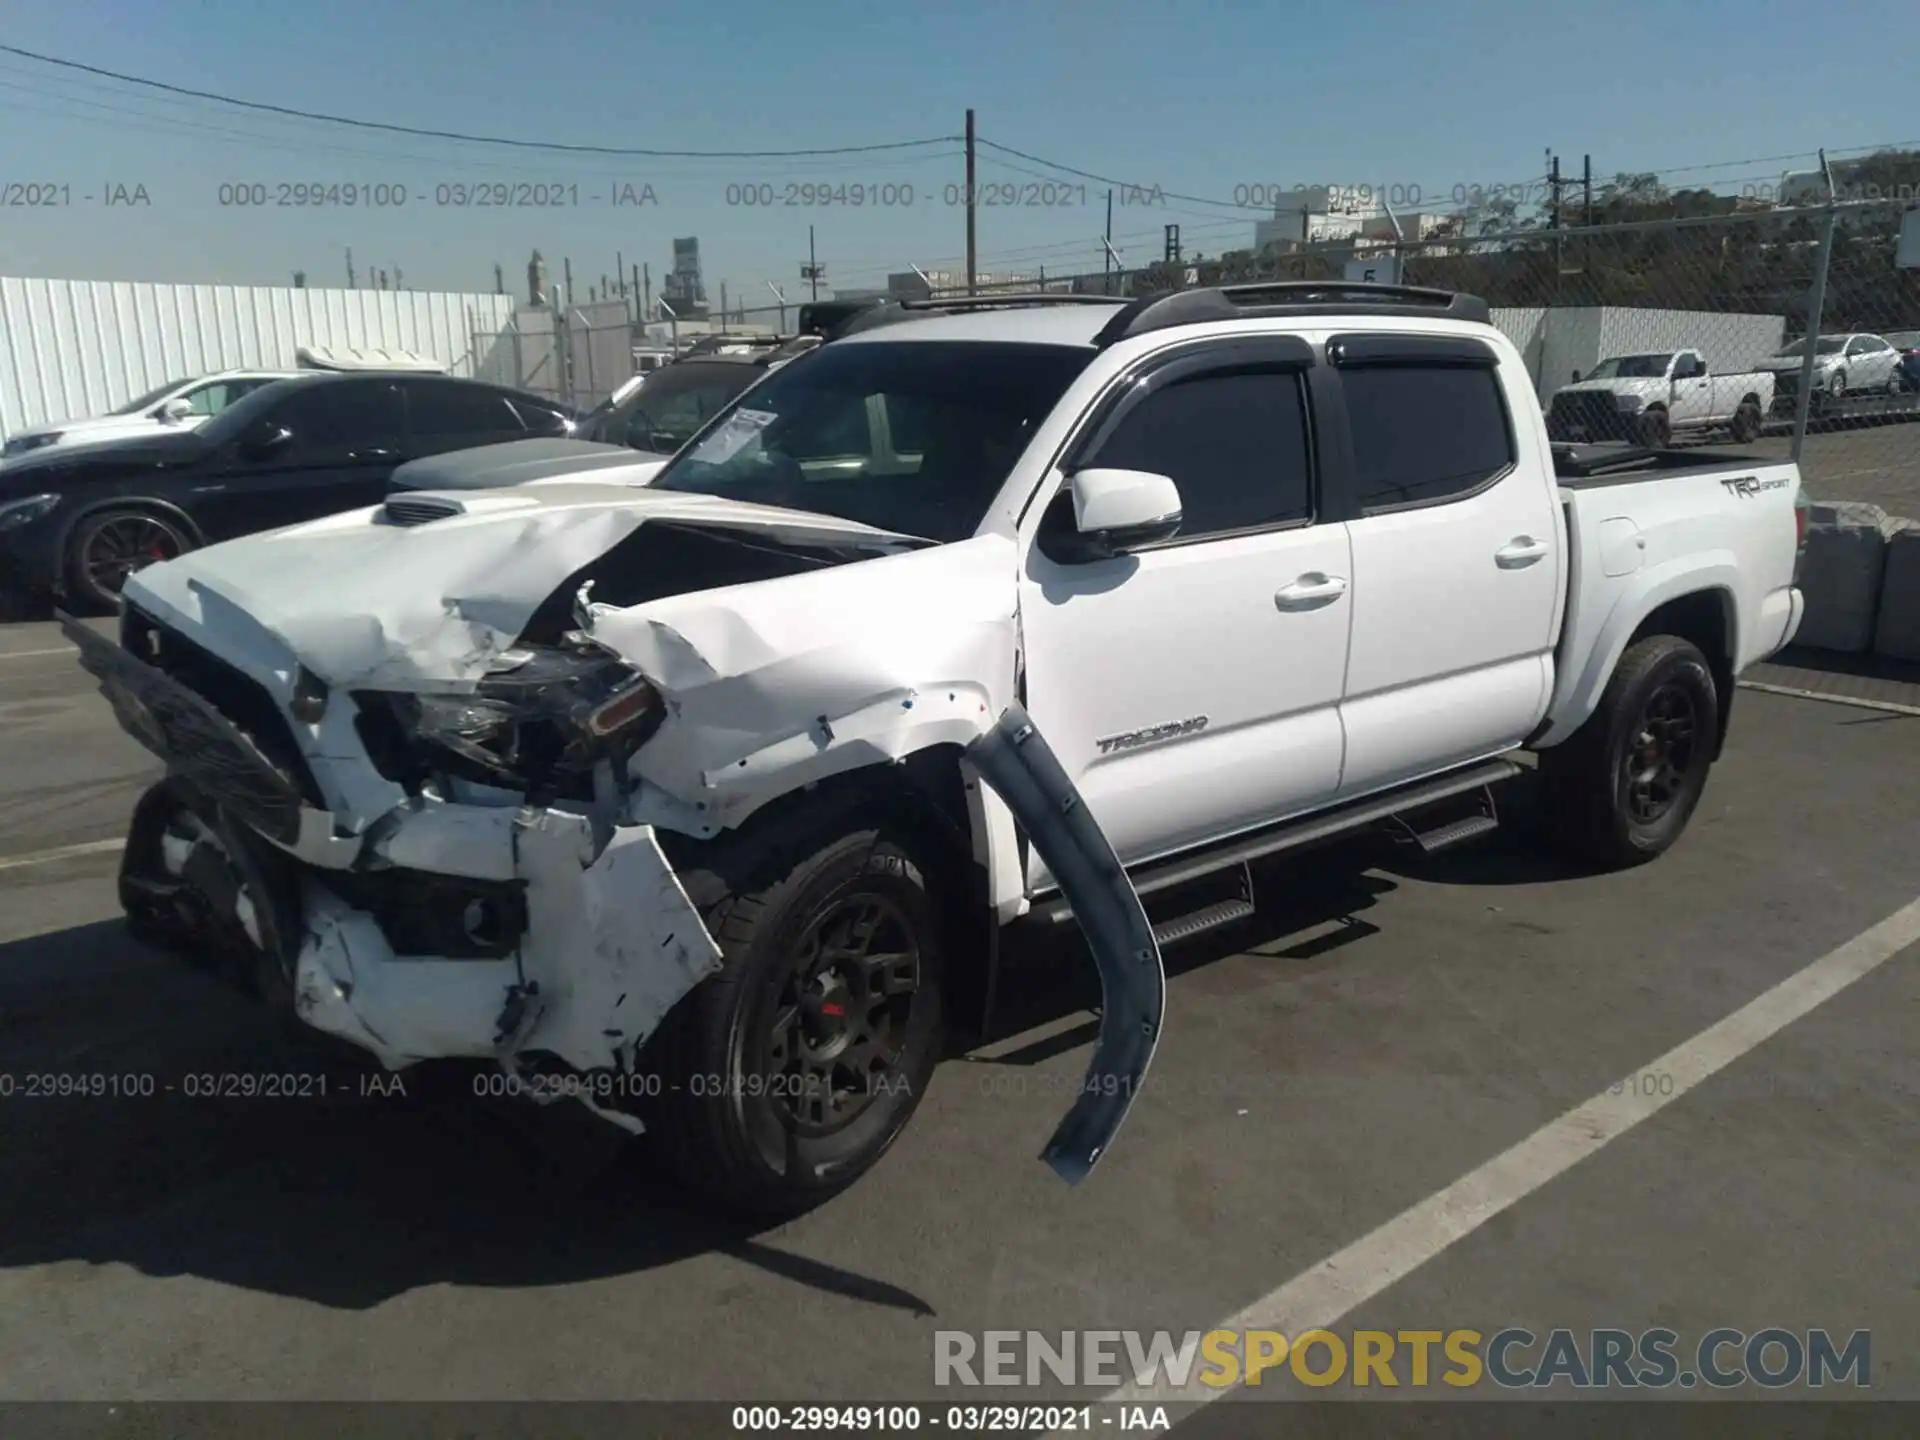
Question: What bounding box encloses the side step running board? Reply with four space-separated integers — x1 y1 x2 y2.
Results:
1028 757 1524 929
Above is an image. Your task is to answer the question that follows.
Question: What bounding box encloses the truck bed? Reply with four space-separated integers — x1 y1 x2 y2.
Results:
1535 443 1803 747
1551 442 1783 488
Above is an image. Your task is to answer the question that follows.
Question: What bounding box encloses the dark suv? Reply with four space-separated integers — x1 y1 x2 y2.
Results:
0 373 574 611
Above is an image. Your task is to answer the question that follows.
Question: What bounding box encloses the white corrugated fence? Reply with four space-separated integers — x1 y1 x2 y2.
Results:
0 277 520 439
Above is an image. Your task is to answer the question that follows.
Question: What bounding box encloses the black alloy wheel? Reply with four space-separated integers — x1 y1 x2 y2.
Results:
70 509 191 611
760 891 922 1136
1621 681 1698 825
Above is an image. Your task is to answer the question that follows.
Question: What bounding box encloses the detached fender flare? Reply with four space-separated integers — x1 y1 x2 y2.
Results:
963 703 1165 1185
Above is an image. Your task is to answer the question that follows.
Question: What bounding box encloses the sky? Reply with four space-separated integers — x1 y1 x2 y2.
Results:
3 0 1917 316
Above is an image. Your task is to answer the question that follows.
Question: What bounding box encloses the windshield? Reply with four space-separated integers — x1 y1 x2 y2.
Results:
111 380 189 416
1584 354 1673 379
1775 337 1846 357
584 361 764 450
649 340 1095 543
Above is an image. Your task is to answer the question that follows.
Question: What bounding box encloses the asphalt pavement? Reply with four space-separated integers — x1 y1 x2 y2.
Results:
0 620 1915 1426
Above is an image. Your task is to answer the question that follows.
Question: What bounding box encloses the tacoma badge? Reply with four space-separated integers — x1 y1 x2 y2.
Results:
1095 716 1209 755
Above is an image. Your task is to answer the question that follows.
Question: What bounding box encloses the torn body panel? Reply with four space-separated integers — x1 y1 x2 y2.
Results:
964 705 1167 1184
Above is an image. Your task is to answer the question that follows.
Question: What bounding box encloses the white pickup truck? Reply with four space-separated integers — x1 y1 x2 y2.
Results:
65 283 1807 1218
1547 349 1776 447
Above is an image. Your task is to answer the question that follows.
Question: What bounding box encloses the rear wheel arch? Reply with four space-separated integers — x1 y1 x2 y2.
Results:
1628 587 1737 758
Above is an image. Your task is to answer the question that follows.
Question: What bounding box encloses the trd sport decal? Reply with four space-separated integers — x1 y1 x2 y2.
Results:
1721 475 1791 497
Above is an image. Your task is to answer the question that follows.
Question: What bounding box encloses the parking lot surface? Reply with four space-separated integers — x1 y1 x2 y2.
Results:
0 620 1915 1418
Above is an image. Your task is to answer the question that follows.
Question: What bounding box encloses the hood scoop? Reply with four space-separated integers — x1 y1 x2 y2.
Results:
381 495 467 527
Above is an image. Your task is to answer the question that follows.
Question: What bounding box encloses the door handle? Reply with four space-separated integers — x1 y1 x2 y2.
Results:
1496 536 1550 567
1274 572 1348 609
350 447 401 462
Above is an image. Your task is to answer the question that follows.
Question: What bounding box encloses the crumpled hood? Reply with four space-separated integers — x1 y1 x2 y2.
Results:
389 438 666 492
123 483 929 691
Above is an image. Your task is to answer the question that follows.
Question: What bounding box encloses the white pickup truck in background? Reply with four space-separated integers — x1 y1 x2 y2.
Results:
65 282 1808 1219
1547 348 1776 446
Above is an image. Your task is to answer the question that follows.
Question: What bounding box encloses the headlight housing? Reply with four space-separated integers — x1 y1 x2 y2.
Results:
3 433 61 458
1611 393 1646 413
359 635 663 801
0 493 62 530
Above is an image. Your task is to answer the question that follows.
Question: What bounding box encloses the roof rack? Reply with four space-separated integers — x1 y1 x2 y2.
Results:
897 293 1125 312
1092 281 1492 348
831 292 1126 340
677 333 794 357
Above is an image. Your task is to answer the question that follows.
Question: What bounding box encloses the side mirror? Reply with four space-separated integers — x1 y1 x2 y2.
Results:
1041 467 1184 562
159 397 195 423
242 423 294 459
1570 370 1582 382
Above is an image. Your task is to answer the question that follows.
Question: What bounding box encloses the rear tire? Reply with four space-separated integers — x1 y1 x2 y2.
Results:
1538 635 1720 869
1729 399 1762 443
66 507 194 613
638 818 948 1220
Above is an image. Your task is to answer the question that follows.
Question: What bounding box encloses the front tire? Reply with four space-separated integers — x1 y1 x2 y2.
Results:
1638 407 1672 448
1539 635 1720 869
66 507 193 613
641 819 948 1220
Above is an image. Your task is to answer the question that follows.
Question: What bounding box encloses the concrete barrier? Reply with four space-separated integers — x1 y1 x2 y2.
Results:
1794 502 1890 654
1871 516 1920 663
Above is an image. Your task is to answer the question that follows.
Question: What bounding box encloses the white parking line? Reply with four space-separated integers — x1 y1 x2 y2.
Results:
0 647 75 662
1738 678 1920 718
0 838 124 872
1080 893 1920 1415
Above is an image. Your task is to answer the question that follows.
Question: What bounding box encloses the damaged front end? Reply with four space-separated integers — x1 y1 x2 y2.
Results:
62 505 1168 1188
66 608 722 1130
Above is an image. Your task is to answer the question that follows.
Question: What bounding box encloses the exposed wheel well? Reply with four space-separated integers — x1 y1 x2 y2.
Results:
654 747 997 1034
1629 589 1735 758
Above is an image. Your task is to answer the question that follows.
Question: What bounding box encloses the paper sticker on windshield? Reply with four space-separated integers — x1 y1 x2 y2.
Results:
689 408 776 465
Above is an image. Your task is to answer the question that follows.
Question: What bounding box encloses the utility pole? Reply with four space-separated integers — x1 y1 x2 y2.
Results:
720 280 728 332
616 251 626 298
493 263 504 295
964 107 977 296
1548 150 1563 301
1104 188 1114 293
806 225 820 300
394 267 403 291
345 247 356 288
1582 154 1593 226
643 263 652 321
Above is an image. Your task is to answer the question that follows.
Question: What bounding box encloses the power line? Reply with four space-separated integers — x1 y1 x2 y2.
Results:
0 44 961 159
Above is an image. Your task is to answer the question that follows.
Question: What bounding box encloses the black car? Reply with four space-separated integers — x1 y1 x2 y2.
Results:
387 342 809 493
0 372 574 611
